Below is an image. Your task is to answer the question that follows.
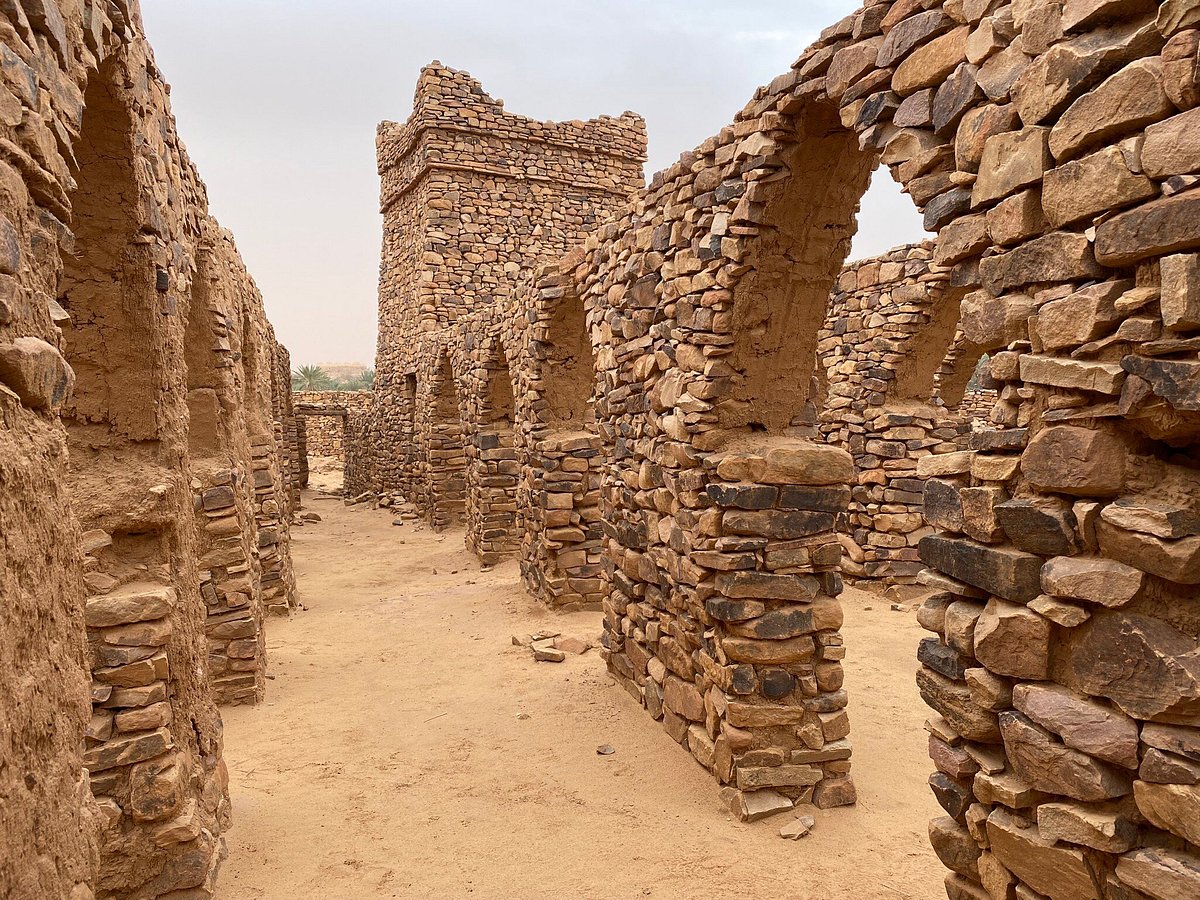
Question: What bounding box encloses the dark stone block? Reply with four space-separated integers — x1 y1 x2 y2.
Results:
761 668 797 700
706 483 778 509
994 499 1078 556
919 637 971 680
777 485 851 513
918 534 1042 603
929 771 973 820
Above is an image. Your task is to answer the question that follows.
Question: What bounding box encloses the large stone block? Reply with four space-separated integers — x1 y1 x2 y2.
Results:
1041 555 1145 608
974 599 1051 679
1049 57 1172 160
918 535 1042 602
1095 189 1200 266
1021 425 1127 497
0 337 75 409
979 232 1105 294
1013 682 1139 767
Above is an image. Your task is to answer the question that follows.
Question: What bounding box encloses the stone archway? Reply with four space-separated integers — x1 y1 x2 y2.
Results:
466 340 521 562
57 51 229 897
427 351 468 529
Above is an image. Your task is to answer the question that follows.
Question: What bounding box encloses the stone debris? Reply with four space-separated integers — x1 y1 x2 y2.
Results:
515 632 593 663
779 813 817 840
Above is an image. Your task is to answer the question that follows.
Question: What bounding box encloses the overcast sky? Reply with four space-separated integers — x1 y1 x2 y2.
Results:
140 1 928 368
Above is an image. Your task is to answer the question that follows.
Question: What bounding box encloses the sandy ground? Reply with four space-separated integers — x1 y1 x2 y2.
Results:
220 473 944 899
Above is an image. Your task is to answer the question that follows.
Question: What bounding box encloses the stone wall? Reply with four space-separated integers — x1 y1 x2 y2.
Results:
819 243 974 584
359 1 1200 895
0 2 297 897
295 389 373 459
358 62 647 515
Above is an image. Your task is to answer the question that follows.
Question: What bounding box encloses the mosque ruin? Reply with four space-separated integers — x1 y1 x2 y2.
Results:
3 0 1200 897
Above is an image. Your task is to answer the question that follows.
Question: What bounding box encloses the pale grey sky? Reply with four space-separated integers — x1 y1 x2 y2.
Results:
141 1 928 368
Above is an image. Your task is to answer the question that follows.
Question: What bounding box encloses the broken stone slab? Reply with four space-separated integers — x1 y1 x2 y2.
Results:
82 727 173 773
1040 555 1144 608
1134 780 1200 845
1034 280 1126 351
779 813 815 840
531 640 566 662
1013 682 1139 768
1116 846 1200 899
1100 498 1200 539
729 788 793 822
1041 144 1157 229
1036 800 1138 853
736 764 822 791
929 815 982 879
1028 594 1091 627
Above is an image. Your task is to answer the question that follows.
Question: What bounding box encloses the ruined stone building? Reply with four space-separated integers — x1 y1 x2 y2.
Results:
352 2 1200 897
1 1 301 897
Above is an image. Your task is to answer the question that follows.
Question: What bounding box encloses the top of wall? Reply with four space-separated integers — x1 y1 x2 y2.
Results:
376 63 647 207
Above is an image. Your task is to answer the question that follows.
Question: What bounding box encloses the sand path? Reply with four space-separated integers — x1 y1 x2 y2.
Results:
219 484 944 899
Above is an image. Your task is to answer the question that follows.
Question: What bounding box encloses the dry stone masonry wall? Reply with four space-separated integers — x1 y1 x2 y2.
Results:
0 2 299 898
360 1 1200 896
295 389 373 460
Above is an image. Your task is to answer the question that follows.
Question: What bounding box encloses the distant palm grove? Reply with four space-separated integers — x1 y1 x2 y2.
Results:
291 364 374 392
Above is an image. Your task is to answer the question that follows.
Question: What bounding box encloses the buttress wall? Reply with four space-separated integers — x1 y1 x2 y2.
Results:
0 2 296 898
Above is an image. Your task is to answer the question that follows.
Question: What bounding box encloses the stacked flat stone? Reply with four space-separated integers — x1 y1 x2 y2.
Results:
295 390 373 460
360 63 647 523
818 244 974 584
0 3 300 896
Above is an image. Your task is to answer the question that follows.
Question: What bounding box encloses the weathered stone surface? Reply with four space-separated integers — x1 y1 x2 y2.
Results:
1036 800 1138 853
986 807 1097 900
1095 189 1200 266
756 443 855 485
1142 722 1200 760
736 764 822 791
720 635 815 665
1010 20 1165 126
979 232 1105 294
893 26 971 95
1160 253 1200 332
1134 780 1200 844
82 728 173 774
994 499 1078 555
919 535 1042 602
1062 609 1200 722
1041 555 1144 608
0 337 74 410
1097 517 1200 583
1037 281 1127 352
1142 105 1200 178
1120 355 1200 413
1116 847 1200 899
1021 426 1127 497
972 126 1051 207
917 667 1002 742
1042 145 1157 228
730 788 793 822
1159 0 1200 36
1019 354 1127 393
84 585 176 628
929 816 982 878
727 597 844 640
1014 682 1139 767
1050 57 1173 160
924 478 965 533
975 599 1051 679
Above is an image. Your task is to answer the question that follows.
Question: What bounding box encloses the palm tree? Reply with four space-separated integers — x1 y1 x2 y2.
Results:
292 364 334 391
344 369 374 391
